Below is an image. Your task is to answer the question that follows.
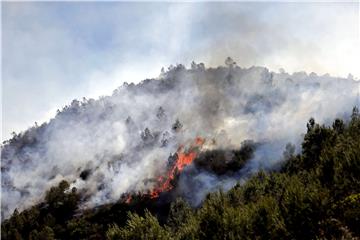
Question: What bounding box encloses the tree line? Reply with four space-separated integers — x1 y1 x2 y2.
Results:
2 107 360 239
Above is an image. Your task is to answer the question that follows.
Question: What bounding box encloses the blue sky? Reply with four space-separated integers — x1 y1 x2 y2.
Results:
2 2 359 141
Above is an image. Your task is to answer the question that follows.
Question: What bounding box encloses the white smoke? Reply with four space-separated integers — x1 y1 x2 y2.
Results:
1 61 359 219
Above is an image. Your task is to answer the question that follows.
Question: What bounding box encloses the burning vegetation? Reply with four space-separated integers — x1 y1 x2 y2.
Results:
1 61 360 239
149 137 205 199
122 137 257 204
2 109 360 240
122 137 206 202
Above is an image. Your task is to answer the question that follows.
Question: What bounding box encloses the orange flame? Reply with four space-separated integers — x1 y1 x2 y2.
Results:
125 195 132 204
149 137 205 199
123 137 205 203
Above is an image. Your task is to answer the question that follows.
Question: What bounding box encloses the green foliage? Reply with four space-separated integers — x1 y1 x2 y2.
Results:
66 217 102 239
1 180 81 240
279 175 328 238
29 226 55 240
332 193 360 236
45 180 79 217
2 110 360 239
106 210 171 240
194 140 256 175
302 118 335 171
166 198 193 233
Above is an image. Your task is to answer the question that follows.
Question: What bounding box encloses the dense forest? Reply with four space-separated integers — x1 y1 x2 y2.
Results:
2 107 359 239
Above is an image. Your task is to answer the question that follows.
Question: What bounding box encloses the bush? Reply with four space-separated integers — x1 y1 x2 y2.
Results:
106 210 171 240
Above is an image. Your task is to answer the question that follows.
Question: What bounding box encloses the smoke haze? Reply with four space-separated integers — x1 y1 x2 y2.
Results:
2 2 359 141
2 62 359 219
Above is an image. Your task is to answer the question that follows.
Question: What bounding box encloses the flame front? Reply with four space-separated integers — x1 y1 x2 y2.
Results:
149 137 205 198
122 137 205 203
125 195 132 204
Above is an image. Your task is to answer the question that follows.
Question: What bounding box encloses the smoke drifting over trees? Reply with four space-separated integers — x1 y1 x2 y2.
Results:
1 61 359 220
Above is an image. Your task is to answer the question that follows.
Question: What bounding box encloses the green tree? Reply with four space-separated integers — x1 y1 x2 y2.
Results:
106 210 171 240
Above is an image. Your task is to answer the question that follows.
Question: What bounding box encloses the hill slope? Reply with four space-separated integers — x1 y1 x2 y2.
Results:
1 61 359 236
2 109 360 239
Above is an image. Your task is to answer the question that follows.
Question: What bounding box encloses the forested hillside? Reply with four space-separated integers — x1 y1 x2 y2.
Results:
2 108 359 239
2 63 358 221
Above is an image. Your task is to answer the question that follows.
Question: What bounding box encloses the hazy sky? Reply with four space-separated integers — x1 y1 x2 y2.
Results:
2 2 359 141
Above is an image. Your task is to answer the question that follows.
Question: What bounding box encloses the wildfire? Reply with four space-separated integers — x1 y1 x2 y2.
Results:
122 137 205 203
125 195 132 204
149 137 205 198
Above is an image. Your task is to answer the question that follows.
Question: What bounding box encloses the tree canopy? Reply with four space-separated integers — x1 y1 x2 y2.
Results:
2 108 360 239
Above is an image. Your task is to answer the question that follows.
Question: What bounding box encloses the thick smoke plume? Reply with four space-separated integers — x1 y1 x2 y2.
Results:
1 60 359 219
